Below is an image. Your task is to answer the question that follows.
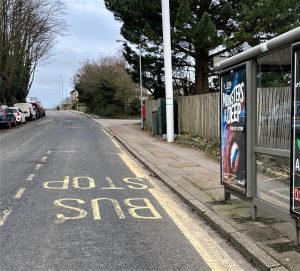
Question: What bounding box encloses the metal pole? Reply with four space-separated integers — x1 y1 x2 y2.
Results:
139 44 143 129
161 0 174 142
59 75 64 109
58 82 61 104
61 76 64 102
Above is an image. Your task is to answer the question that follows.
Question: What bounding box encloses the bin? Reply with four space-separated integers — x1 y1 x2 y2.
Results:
152 111 159 135
158 98 178 135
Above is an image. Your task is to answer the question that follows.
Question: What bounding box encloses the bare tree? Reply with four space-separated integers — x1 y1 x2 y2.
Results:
0 0 66 104
73 55 140 116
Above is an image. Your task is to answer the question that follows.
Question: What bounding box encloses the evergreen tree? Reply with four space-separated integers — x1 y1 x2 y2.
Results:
105 0 300 97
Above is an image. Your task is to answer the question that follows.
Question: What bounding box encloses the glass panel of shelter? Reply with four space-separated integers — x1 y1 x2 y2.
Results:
255 46 291 211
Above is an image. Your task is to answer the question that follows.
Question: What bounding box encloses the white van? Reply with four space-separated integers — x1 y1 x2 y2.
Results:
13 103 36 121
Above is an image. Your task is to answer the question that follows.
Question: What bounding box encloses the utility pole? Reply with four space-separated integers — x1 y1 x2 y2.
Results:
138 43 144 129
59 75 64 109
161 0 174 142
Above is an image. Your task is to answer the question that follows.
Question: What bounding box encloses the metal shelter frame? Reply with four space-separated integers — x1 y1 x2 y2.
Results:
215 26 300 244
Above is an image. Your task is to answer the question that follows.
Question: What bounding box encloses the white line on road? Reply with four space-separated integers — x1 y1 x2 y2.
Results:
14 188 26 199
26 174 35 181
0 210 12 226
35 164 42 170
41 156 47 162
55 151 77 153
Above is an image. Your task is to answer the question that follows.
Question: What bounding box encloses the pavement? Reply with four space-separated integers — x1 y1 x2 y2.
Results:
73 111 300 271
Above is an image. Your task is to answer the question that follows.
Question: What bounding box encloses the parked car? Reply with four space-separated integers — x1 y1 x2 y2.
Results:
33 106 39 119
40 105 46 116
31 102 43 118
0 105 17 128
8 107 26 125
13 103 36 121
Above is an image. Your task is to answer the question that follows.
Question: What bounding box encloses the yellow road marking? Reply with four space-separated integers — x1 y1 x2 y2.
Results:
35 164 42 170
26 174 35 181
54 198 87 223
118 152 157 188
150 188 246 271
73 176 95 189
102 127 248 270
43 176 69 189
91 198 125 220
102 128 121 148
0 210 12 226
15 188 26 199
124 198 162 219
102 127 157 188
102 177 124 190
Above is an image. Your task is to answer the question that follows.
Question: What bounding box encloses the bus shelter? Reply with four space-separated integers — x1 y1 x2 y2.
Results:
214 26 300 244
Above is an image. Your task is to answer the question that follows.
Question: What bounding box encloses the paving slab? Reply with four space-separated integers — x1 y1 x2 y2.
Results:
183 172 221 190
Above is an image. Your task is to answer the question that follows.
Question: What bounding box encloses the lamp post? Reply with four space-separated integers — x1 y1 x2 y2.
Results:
116 39 144 129
161 0 174 142
59 75 64 109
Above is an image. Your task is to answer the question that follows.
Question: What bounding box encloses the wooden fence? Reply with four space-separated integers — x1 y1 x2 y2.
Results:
145 88 291 150
145 93 220 139
257 87 291 150
177 93 220 139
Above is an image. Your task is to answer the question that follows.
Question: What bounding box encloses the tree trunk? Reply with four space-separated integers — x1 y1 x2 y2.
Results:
194 49 209 95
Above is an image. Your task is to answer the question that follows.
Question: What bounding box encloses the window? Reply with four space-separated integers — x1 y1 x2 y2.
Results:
257 47 291 150
256 46 291 210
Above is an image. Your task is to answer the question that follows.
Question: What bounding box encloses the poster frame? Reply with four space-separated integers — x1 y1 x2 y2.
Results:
220 63 248 195
290 42 300 217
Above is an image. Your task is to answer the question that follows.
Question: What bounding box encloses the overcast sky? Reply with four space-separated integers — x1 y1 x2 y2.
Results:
28 0 122 108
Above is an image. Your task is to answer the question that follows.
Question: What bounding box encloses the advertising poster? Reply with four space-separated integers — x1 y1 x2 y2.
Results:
221 67 247 192
291 46 300 217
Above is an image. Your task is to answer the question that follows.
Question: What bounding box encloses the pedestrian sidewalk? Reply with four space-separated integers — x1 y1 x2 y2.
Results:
71 111 297 271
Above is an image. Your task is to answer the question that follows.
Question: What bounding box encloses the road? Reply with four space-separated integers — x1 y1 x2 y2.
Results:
0 111 257 271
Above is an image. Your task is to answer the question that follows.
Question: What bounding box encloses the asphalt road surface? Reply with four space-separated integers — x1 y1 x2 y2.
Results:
0 111 257 271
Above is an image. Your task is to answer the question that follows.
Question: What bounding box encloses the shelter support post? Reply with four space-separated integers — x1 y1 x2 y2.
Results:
295 219 300 245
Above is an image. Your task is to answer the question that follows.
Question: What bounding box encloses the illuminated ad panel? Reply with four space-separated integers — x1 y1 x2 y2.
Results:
291 44 300 216
221 67 247 193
